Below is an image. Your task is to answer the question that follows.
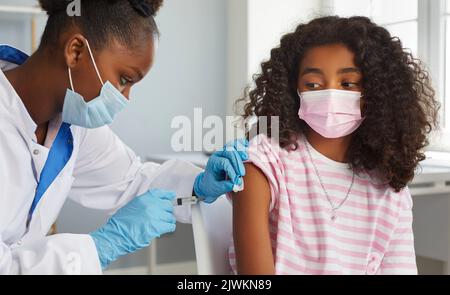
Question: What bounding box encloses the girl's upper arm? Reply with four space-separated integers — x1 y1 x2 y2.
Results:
232 163 275 275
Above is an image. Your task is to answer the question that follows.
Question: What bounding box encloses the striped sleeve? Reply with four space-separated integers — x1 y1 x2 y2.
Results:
379 189 417 275
244 134 283 212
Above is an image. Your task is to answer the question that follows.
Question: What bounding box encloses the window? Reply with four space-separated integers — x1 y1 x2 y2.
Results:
331 0 418 55
0 3 47 53
445 0 450 132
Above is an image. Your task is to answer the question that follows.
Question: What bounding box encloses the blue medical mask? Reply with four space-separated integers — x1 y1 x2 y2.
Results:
62 39 129 129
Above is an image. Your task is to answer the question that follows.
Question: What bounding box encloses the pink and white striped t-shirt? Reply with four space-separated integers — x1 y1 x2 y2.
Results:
228 134 417 275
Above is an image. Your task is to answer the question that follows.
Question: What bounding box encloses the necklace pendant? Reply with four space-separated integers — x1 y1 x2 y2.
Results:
331 211 337 221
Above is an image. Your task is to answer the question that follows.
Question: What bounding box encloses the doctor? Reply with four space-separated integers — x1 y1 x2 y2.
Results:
0 0 248 274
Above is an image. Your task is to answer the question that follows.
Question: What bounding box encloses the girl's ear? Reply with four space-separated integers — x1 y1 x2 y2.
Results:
64 34 87 69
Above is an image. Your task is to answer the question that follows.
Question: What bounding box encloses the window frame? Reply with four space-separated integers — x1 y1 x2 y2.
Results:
421 0 447 151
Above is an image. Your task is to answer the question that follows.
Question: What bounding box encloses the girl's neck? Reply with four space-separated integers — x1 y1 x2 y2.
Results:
305 129 353 163
3 50 66 126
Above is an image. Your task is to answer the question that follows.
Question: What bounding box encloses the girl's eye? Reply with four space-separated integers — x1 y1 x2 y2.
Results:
305 82 321 89
342 82 360 88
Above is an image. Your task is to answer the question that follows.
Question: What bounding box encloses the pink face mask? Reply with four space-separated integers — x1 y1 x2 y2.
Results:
298 89 364 139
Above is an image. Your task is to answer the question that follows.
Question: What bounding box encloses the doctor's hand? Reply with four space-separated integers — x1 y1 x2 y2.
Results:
194 139 249 203
90 189 176 270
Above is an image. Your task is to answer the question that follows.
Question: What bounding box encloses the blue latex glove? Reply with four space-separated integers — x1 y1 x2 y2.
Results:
194 139 249 203
90 189 176 269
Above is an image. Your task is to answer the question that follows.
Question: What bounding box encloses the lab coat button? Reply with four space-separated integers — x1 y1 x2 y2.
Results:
17 239 23 245
33 149 40 155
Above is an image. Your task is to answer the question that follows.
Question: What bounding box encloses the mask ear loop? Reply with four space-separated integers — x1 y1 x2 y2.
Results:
68 67 75 92
84 39 105 86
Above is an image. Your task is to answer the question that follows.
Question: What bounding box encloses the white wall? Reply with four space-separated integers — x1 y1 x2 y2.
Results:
247 0 323 77
111 0 227 156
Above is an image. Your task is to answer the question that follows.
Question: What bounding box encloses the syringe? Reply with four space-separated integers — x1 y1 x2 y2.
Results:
173 179 245 206
173 196 203 206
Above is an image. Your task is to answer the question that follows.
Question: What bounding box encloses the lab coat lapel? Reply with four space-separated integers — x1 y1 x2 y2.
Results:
24 127 78 241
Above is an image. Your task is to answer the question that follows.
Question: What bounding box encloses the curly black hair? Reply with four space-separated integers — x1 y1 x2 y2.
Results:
38 0 163 50
239 16 440 192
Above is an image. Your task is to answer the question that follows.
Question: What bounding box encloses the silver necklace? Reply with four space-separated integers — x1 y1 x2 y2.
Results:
303 137 355 221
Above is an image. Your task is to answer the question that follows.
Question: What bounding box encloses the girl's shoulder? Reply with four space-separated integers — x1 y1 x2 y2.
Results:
242 134 285 211
361 169 414 210
247 134 285 165
248 134 303 161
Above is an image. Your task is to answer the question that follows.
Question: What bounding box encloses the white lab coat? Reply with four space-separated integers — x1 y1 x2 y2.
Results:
0 60 202 275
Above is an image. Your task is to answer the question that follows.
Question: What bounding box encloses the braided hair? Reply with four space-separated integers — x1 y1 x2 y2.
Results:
38 0 163 50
